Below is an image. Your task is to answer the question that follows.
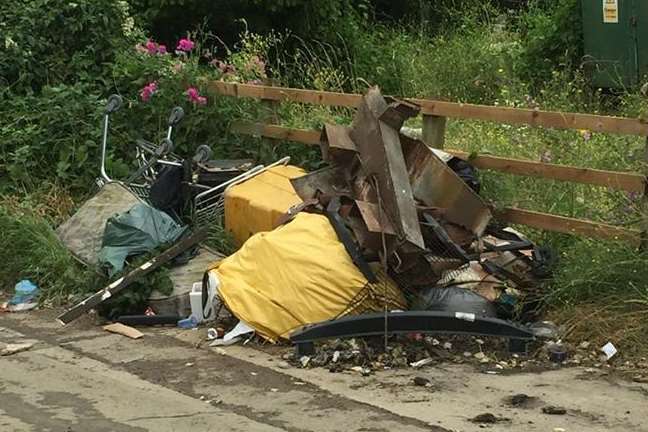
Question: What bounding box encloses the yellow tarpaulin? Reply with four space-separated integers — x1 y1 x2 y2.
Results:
208 212 405 342
224 165 305 246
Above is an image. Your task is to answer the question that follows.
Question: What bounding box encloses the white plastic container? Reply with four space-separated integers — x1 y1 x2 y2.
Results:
189 275 220 323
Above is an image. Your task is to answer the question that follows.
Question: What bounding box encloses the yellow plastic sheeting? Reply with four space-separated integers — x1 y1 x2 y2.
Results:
208 212 405 342
224 165 305 246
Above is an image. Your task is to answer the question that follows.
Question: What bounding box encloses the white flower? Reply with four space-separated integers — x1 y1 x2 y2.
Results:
4 36 17 49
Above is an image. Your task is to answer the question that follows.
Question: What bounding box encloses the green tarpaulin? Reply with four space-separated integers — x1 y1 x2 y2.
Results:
98 204 187 276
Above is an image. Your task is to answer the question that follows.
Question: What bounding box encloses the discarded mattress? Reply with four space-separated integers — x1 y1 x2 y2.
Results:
206 212 406 342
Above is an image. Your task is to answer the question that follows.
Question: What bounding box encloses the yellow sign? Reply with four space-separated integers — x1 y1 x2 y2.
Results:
603 0 619 24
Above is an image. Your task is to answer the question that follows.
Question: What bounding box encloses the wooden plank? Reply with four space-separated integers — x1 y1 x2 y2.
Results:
641 137 648 249
447 150 646 193
210 81 361 108
230 122 645 193
412 99 648 136
209 81 648 136
57 229 207 325
422 115 446 149
494 207 641 245
103 323 144 339
230 121 321 145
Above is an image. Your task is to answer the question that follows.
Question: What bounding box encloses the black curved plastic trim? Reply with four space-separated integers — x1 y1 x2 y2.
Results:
289 311 535 343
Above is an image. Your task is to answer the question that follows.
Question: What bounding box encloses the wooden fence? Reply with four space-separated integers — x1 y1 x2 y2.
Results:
208 81 648 246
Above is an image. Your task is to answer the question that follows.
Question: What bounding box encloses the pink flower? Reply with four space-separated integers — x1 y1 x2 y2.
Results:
176 38 194 52
139 39 167 55
186 87 207 105
210 60 237 75
172 62 184 74
140 82 158 102
145 40 158 55
247 79 263 85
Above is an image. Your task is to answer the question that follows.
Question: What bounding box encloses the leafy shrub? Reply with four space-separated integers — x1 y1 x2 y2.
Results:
516 0 583 89
0 84 104 193
0 0 137 94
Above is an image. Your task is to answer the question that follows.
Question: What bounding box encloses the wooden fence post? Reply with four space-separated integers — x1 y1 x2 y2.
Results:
422 114 446 149
641 137 648 250
260 80 280 160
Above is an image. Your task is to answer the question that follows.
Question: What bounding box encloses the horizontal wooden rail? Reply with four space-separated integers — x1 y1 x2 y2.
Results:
229 121 642 244
493 208 641 245
211 81 648 136
447 151 645 193
230 122 646 193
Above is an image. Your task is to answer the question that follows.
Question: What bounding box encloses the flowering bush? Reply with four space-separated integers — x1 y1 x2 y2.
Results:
139 82 158 102
176 38 195 52
104 31 282 166
186 87 207 105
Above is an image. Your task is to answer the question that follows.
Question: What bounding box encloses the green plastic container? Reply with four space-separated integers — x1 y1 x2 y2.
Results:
582 0 648 88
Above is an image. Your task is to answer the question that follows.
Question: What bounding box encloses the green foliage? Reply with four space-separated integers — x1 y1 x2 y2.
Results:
516 0 583 88
99 255 174 318
0 0 137 94
550 239 648 306
108 32 272 164
0 201 100 305
0 84 104 193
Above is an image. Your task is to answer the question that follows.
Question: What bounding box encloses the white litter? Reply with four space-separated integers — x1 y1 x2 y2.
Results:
600 342 618 360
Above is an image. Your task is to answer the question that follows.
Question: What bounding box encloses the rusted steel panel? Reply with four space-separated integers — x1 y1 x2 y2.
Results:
349 87 424 249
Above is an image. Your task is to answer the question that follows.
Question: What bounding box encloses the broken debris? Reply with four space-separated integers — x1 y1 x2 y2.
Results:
412 376 432 387
542 406 567 415
600 342 618 360
1 342 35 356
103 323 144 339
2 280 39 312
470 413 510 424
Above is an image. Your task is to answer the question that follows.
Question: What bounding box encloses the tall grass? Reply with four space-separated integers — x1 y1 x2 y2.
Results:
0 189 100 305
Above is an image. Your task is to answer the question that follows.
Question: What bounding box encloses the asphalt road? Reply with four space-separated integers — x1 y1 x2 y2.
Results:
1 310 647 432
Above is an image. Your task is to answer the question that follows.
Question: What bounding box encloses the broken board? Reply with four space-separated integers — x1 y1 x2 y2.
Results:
103 323 144 339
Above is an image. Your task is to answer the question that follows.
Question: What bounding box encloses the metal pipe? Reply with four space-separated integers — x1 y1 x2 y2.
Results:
222 156 291 193
100 114 111 182
195 165 266 200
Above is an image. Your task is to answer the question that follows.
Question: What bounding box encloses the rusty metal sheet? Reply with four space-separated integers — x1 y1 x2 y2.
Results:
379 99 420 129
349 87 424 250
321 124 356 163
290 167 351 202
354 200 396 235
401 134 492 236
